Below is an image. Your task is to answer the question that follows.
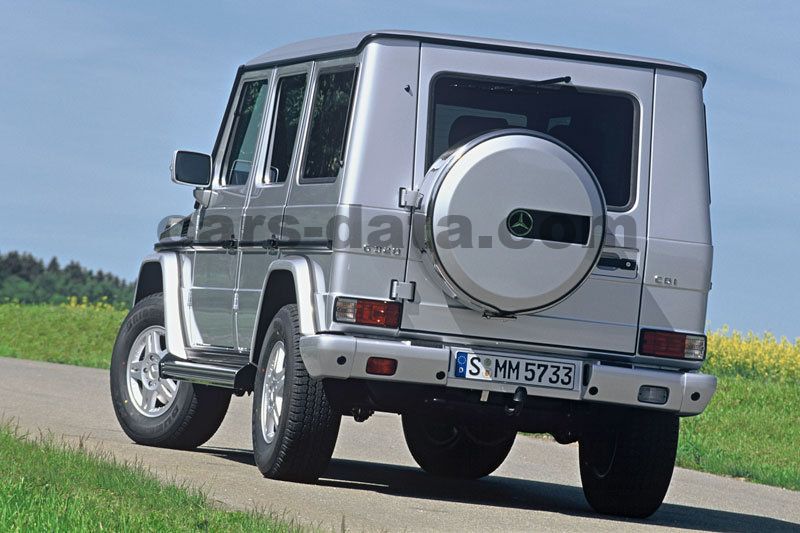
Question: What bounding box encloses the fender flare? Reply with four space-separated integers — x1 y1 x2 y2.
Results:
248 256 325 362
134 253 187 359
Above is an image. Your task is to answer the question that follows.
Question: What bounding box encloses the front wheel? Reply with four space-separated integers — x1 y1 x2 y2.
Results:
110 293 231 449
402 415 516 479
251 304 341 482
579 411 679 518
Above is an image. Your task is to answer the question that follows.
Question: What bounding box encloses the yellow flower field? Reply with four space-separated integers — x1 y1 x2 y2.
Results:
705 327 800 382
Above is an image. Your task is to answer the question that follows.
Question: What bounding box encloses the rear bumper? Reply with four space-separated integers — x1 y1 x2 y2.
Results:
299 334 717 416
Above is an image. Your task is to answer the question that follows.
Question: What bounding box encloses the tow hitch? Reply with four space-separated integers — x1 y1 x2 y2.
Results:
504 386 527 416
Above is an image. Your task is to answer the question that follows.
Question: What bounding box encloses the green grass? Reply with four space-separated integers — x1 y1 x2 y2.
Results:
0 424 298 532
0 303 126 368
677 375 800 490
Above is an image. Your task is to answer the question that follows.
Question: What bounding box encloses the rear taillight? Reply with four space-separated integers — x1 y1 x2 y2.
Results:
334 298 401 328
639 330 706 360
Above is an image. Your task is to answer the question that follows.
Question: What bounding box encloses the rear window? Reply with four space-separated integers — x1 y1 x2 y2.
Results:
428 75 637 209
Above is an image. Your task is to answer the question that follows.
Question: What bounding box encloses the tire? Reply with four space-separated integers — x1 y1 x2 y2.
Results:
110 293 231 450
402 415 516 479
579 411 679 518
251 304 341 482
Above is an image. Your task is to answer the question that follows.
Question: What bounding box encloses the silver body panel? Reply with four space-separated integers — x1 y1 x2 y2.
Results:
640 70 713 334
142 32 714 415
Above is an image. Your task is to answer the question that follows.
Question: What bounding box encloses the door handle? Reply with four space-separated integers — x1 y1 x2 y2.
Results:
597 255 637 271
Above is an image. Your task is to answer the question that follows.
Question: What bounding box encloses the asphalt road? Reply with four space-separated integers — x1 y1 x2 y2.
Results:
1 357 798 532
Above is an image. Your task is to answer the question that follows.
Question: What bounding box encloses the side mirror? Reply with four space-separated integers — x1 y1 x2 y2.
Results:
171 150 212 187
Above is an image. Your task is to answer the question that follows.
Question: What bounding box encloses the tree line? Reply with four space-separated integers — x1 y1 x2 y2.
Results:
0 251 133 306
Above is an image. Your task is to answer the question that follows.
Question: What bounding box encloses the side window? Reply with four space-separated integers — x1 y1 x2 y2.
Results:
221 78 269 186
301 67 357 182
265 73 307 183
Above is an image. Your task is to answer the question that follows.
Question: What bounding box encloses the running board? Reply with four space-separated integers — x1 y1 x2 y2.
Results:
159 354 256 395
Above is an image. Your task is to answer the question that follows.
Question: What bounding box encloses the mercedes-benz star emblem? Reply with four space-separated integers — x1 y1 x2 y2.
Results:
507 209 534 237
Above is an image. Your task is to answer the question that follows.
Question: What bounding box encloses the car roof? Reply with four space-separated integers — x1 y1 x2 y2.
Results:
244 30 706 84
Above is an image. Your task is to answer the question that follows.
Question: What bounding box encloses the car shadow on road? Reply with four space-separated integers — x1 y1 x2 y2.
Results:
198 447 798 533
197 446 256 466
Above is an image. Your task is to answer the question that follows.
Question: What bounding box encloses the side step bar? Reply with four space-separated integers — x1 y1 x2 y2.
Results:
159 354 256 395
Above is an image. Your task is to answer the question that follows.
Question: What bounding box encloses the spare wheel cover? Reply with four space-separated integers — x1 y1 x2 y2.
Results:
422 129 606 314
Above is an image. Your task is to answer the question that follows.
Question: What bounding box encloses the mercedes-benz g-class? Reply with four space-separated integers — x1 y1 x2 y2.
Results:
110 31 715 518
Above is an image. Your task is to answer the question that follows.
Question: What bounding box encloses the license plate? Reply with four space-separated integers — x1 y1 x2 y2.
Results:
453 351 577 390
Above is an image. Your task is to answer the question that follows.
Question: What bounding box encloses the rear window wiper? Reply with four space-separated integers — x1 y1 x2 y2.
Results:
490 76 572 92
448 76 573 94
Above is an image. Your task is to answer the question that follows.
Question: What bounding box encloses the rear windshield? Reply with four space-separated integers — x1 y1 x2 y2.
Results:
428 75 637 209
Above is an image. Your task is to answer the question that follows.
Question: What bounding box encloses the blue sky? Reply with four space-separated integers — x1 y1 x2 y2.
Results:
0 1 798 338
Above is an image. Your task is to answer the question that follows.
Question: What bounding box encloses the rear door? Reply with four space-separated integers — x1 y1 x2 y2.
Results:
236 65 311 351
402 44 653 354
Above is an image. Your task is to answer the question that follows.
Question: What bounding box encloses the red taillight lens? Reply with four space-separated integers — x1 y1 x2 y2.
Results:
366 357 398 376
335 298 401 328
639 330 706 360
640 331 685 358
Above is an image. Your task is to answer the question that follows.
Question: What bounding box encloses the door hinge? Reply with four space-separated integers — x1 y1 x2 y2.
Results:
398 188 423 209
232 293 239 311
390 280 416 301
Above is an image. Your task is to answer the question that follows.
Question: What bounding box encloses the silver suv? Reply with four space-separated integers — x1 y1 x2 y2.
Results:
110 31 715 518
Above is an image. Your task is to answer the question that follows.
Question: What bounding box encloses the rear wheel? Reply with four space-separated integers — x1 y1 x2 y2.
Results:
579 411 679 518
402 415 516 479
252 304 341 482
110 293 231 449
